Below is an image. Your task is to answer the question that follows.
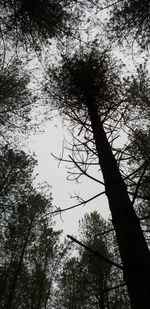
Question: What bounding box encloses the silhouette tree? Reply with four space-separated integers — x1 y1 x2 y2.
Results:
45 48 150 309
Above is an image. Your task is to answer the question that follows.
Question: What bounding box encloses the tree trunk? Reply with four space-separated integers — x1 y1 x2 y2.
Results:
87 99 150 309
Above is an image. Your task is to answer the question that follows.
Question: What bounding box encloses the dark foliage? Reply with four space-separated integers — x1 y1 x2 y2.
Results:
0 0 70 49
0 58 34 142
0 146 62 309
107 0 150 48
46 48 122 123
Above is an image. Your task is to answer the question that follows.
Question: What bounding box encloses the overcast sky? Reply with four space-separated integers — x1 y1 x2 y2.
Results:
28 116 110 237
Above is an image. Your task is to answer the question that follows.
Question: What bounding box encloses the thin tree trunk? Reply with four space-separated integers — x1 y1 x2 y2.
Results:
87 99 150 309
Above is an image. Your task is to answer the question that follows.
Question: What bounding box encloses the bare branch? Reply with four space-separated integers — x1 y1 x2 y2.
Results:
51 152 99 165
42 191 106 217
95 227 114 237
67 234 123 270
69 155 104 185
124 160 150 181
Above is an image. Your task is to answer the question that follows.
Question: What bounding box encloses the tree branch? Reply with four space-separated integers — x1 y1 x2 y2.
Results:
67 234 123 270
42 191 106 217
69 155 104 185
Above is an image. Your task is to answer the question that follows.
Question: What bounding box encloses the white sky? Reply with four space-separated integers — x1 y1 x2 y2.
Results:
28 116 110 237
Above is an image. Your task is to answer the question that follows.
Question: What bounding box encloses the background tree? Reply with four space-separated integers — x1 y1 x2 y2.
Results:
54 211 111 309
54 211 131 308
78 212 111 309
117 63 150 244
54 256 89 309
0 146 62 309
0 58 35 144
106 0 150 49
0 0 72 51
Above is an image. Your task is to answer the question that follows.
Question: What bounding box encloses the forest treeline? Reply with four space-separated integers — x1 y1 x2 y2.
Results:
0 145 129 307
0 1 150 309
